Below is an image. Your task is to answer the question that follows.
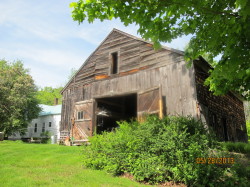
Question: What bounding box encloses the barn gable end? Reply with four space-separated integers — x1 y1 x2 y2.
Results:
60 28 247 144
60 29 197 140
62 29 184 92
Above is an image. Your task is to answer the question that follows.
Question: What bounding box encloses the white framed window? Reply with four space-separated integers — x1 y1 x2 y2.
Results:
42 123 45 132
77 111 84 120
49 122 52 127
34 123 37 133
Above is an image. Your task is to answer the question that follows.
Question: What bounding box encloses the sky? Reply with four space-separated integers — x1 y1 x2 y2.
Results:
0 0 191 89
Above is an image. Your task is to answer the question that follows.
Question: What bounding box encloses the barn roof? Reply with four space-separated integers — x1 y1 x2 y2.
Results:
39 104 62 116
61 28 184 94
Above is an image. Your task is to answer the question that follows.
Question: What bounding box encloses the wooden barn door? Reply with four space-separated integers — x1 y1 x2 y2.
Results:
137 86 163 121
72 100 95 140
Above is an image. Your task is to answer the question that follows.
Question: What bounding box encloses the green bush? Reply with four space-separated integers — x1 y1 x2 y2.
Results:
40 130 51 144
223 142 250 154
82 116 248 186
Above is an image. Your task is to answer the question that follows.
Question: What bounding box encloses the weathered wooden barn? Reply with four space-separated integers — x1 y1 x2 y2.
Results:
60 29 247 143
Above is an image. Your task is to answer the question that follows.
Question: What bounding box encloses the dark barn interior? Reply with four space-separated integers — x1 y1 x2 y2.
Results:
96 94 137 134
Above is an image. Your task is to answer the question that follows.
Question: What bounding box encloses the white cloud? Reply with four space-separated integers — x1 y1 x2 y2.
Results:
0 45 85 88
0 0 73 42
0 0 191 89
16 47 83 69
74 19 139 46
29 65 67 88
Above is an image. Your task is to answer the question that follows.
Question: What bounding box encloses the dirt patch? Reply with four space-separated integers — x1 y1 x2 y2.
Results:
158 182 186 187
121 173 186 186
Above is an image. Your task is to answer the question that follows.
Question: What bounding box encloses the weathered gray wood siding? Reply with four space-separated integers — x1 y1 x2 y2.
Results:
79 63 197 115
61 30 197 131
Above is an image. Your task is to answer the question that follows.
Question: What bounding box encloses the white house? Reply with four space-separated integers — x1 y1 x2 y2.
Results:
9 104 62 143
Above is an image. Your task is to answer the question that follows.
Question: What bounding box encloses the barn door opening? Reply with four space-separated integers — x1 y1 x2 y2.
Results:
95 94 137 134
137 87 163 121
72 100 94 140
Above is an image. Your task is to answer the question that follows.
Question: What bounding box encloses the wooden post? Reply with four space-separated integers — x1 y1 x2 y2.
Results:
159 85 163 119
159 99 163 119
71 117 75 142
91 99 97 136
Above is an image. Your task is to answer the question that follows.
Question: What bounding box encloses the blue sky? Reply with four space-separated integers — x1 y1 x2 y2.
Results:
0 0 191 88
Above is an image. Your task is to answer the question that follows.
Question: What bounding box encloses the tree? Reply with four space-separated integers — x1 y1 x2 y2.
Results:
0 60 41 136
36 86 63 105
36 68 77 106
70 0 250 100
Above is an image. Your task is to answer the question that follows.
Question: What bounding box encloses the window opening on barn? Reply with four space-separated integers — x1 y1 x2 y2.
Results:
222 118 228 141
209 111 217 128
212 114 216 124
42 123 45 132
110 52 118 74
77 111 84 120
208 110 219 137
49 122 52 127
34 123 37 133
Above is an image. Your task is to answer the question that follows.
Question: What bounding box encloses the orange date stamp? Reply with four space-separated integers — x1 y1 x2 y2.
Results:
196 157 234 164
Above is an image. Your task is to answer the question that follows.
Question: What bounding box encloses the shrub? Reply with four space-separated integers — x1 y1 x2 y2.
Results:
40 130 51 144
223 142 250 154
82 116 248 186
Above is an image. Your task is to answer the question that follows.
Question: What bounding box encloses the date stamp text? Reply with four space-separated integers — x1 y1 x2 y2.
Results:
196 157 234 164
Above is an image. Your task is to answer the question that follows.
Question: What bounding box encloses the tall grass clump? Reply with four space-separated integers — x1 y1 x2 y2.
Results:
223 142 250 154
82 116 248 186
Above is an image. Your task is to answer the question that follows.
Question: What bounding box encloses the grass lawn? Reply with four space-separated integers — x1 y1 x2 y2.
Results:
0 141 149 187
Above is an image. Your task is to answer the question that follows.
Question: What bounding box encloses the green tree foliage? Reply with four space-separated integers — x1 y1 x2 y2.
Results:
70 0 250 99
36 86 63 105
82 116 248 186
0 60 41 136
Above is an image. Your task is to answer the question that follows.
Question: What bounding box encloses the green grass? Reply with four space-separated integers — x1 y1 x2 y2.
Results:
0 141 148 187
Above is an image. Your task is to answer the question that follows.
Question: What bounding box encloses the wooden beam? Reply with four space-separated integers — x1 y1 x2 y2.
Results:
159 85 163 119
97 99 123 108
